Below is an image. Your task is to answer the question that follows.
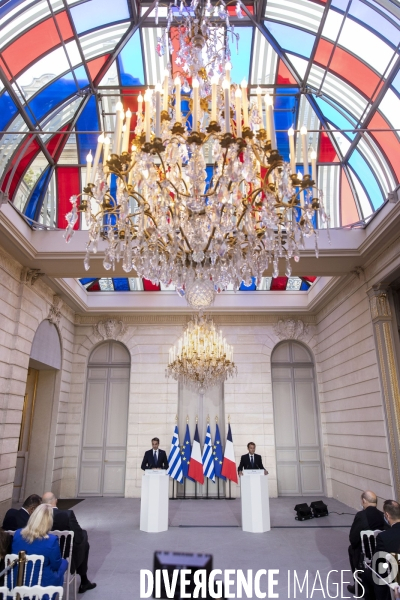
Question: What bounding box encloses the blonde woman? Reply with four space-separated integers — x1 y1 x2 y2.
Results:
12 504 68 586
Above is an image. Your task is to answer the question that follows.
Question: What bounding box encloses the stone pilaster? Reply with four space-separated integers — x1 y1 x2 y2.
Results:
368 285 400 500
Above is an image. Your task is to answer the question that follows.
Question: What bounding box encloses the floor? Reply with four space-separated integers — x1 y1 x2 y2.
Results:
70 496 357 599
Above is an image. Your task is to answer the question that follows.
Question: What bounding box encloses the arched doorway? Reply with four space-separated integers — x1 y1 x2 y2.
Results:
13 320 62 501
271 341 324 496
79 341 130 496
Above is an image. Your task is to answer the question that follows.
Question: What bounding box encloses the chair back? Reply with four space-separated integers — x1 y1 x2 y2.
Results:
12 585 63 599
360 529 381 564
0 586 11 600
50 532 74 564
5 554 44 589
4 532 15 537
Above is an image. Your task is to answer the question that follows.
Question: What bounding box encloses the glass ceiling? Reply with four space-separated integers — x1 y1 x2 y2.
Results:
0 0 399 234
79 276 317 291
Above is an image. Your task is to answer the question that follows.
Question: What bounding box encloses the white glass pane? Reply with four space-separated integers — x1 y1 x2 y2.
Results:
327 124 352 157
129 277 144 290
357 135 395 196
322 9 344 41
80 23 130 61
308 64 368 119
338 18 396 76
265 0 324 32
286 277 302 290
38 168 57 227
251 29 278 84
14 152 48 213
58 133 78 164
258 277 272 290
318 165 340 228
286 53 308 78
99 278 114 290
142 27 170 85
379 88 400 133
0 115 28 180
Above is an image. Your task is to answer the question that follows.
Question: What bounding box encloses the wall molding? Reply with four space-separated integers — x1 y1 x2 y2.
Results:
74 313 318 326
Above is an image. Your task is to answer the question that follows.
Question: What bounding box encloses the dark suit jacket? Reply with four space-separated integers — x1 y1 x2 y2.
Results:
2 508 30 531
373 522 400 600
349 506 386 569
52 507 86 572
141 449 169 470
238 453 265 473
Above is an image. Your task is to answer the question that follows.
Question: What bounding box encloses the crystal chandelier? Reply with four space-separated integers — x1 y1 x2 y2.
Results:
166 314 237 392
65 0 328 305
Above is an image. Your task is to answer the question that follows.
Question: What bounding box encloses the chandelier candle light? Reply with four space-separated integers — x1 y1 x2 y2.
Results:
166 314 237 392
65 0 328 309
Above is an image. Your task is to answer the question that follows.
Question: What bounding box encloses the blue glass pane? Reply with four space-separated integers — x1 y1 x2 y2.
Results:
205 165 213 191
76 95 99 163
24 165 52 221
275 87 298 162
79 278 97 284
293 165 317 228
118 31 145 86
0 91 18 129
349 0 400 47
230 27 253 83
71 0 129 34
331 0 348 10
26 68 89 122
264 22 315 58
348 149 384 209
113 278 130 290
0 0 25 19
240 277 257 291
313 97 356 139
392 73 400 95
300 280 310 291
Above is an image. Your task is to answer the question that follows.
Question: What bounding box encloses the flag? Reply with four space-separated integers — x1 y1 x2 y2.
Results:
181 424 195 481
167 424 183 483
213 422 226 480
188 423 204 484
221 423 238 483
202 423 215 482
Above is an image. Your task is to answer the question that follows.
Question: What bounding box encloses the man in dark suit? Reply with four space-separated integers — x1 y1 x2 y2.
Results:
42 491 96 594
141 437 169 470
372 500 400 600
237 442 268 475
2 494 41 530
347 490 387 594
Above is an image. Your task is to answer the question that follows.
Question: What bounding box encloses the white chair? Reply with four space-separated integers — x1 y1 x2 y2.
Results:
12 585 63 599
51 531 76 600
0 585 12 600
360 529 381 565
4 554 44 589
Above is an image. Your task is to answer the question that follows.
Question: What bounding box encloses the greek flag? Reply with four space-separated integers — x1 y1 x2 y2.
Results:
167 424 183 483
202 423 216 482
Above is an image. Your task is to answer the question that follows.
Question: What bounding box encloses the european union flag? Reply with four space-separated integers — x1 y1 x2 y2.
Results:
181 423 195 481
213 423 226 480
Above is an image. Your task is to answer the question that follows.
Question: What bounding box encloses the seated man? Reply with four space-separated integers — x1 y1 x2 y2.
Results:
141 437 169 470
347 490 386 594
2 494 42 530
41 492 96 594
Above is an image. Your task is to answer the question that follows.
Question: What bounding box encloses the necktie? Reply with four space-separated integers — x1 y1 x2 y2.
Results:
250 455 254 468
154 451 157 466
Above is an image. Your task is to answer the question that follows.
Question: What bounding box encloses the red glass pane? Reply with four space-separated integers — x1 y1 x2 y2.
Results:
170 27 181 76
0 12 74 78
57 166 80 229
227 4 253 14
143 279 161 291
87 280 101 291
368 112 400 182
319 130 339 162
302 276 317 284
276 60 297 85
341 167 360 226
46 124 69 159
271 277 288 290
2 135 41 200
315 39 382 99
87 55 110 81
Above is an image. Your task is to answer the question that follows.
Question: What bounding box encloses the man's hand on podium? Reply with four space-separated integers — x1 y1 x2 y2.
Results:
239 471 243 477
264 469 268 475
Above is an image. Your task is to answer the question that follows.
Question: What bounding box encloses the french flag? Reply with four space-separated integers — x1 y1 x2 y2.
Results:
188 424 204 484
221 424 238 484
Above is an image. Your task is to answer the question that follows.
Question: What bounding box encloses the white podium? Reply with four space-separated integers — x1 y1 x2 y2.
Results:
240 471 271 533
140 470 169 533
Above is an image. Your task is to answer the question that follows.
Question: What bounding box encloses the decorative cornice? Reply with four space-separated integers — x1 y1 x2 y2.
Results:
93 318 127 340
274 318 310 340
48 295 63 326
75 313 318 326
21 267 44 285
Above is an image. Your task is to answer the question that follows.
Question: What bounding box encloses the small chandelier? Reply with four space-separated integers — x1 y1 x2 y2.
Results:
166 314 237 392
65 0 328 304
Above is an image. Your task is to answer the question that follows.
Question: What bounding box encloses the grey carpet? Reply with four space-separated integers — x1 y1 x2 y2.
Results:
70 496 356 599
